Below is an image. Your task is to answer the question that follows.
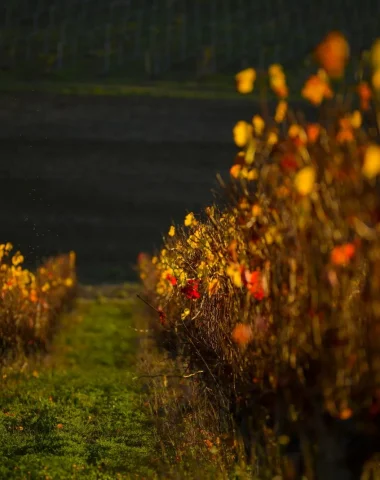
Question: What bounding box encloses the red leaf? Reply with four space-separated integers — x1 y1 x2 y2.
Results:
158 307 166 325
166 274 177 286
243 269 265 300
181 279 201 299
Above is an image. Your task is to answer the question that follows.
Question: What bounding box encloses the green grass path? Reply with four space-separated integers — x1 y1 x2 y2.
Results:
0 298 157 479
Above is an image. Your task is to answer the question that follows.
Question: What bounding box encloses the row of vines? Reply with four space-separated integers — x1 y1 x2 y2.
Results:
138 33 380 478
0 244 77 365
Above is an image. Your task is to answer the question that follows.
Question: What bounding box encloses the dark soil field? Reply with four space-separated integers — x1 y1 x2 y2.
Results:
0 92 318 283
0 93 257 283
1 137 237 283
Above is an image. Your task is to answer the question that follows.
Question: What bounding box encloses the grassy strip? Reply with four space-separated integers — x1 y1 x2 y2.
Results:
0 79 245 100
0 296 157 479
0 77 304 101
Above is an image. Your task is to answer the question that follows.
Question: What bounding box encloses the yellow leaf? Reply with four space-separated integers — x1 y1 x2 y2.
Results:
245 140 256 165
267 132 278 146
181 308 190 319
350 110 362 129
233 121 252 147
269 64 283 77
226 263 243 288
288 124 301 138
246 169 258 181
184 212 197 227
208 278 220 296
265 227 279 245
363 144 380 179
168 225 175 237
237 81 253 94
252 115 265 135
274 100 288 123
205 206 215 218
235 68 256 94
11 254 24 266
240 167 250 179
294 167 316 195
269 64 288 97
252 204 262 217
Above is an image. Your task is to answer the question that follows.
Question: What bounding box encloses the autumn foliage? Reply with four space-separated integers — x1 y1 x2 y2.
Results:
0 244 77 363
138 33 380 475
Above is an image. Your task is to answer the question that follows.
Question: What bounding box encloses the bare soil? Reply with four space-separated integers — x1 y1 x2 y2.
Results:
0 92 314 283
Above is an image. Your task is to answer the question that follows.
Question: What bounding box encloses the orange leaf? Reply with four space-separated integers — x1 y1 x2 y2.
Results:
232 323 253 346
331 243 355 266
315 31 349 78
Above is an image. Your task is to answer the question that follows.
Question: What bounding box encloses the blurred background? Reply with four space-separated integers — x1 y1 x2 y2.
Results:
0 0 379 284
0 0 378 83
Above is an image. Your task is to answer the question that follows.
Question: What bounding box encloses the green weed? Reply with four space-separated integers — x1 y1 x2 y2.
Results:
0 299 157 479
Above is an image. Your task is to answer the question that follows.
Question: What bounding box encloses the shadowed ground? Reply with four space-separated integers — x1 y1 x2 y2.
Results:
1 138 234 283
0 93 317 283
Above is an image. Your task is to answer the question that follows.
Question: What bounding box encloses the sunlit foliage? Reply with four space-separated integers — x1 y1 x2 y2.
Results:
0 245 76 363
138 32 380 475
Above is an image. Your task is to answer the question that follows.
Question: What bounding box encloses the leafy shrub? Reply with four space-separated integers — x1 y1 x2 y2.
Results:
0 244 77 363
138 33 380 477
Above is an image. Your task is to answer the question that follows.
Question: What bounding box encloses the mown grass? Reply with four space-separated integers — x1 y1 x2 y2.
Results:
0 77 250 100
0 298 157 479
0 70 304 100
